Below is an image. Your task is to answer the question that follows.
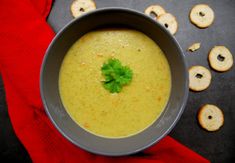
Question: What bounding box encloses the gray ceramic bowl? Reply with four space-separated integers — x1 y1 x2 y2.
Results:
40 8 188 156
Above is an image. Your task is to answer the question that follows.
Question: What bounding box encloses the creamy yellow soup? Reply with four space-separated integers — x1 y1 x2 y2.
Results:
59 29 171 138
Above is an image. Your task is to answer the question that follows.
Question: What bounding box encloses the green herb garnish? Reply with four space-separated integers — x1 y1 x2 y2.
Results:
101 58 133 93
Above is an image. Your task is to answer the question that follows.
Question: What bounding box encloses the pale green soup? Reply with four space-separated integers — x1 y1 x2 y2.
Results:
59 29 171 138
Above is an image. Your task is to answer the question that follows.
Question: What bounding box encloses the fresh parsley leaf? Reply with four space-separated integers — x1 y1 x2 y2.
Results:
101 58 133 93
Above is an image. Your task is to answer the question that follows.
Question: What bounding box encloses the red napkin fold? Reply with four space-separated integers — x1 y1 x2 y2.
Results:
0 0 210 162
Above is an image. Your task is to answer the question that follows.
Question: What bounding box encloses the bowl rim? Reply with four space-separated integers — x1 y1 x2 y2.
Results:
40 7 189 156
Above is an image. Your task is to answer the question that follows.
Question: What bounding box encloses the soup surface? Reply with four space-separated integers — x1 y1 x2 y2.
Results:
59 29 171 138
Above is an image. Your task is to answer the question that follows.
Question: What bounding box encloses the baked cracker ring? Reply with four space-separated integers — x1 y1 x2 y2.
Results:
189 66 212 91
198 104 224 131
189 4 214 28
144 5 166 19
157 13 178 35
208 46 233 72
71 0 96 18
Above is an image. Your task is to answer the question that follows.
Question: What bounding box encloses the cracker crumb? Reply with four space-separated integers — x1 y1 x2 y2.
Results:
188 43 201 52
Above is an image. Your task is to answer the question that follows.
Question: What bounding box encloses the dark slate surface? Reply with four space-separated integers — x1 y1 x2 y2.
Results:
0 0 235 162
0 77 32 163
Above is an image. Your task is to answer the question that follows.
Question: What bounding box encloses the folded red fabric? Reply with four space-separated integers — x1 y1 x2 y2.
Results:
0 0 210 162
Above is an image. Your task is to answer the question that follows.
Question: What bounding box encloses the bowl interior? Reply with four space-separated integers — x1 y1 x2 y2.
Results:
41 8 188 156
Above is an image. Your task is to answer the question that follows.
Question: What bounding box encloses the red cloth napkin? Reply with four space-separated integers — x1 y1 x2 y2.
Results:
0 0 210 162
